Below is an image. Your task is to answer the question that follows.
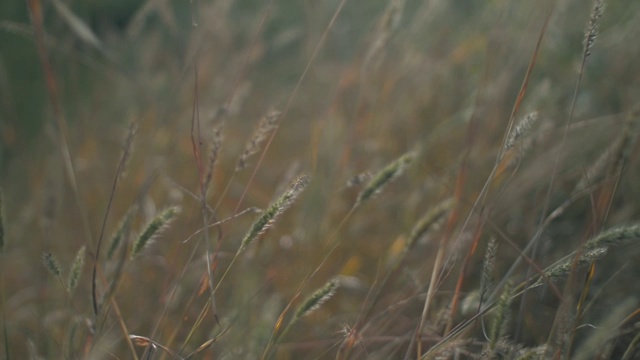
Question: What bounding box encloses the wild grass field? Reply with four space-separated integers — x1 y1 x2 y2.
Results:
1 0 640 359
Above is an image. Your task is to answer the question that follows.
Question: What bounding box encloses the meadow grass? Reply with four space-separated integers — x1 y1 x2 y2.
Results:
1 0 640 359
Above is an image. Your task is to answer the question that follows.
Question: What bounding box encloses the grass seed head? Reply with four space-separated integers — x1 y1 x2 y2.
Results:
295 278 339 319
107 205 137 260
356 151 415 206
236 110 281 172
583 0 605 59
42 252 62 277
67 245 86 293
239 174 310 252
130 206 181 259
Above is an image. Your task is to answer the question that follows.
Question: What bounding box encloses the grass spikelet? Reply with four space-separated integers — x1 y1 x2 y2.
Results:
0 189 4 252
480 236 498 298
489 283 513 352
235 110 280 172
42 252 62 277
406 197 454 249
67 245 85 293
583 0 605 59
130 206 180 259
503 111 538 155
239 174 309 253
107 206 137 260
355 151 415 207
295 278 339 320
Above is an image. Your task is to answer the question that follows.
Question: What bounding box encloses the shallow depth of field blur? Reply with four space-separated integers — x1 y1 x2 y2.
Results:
2 0 640 359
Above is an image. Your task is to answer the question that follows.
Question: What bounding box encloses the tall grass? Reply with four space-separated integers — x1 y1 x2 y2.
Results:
1 0 640 359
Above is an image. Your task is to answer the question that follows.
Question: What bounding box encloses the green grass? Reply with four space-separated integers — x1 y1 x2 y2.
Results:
1 0 640 359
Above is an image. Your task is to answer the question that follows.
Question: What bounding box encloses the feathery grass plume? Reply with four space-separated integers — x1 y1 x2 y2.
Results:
480 236 498 298
42 252 61 277
583 0 605 59
239 174 309 252
0 189 4 252
67 246 85 293
107 205 137 260
502 111 538 156
489 283 513 352
204 121 224 191
355 151 415 206
235 110 280 172
294 278 339 319
130 206 180 259
406 197 454 249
